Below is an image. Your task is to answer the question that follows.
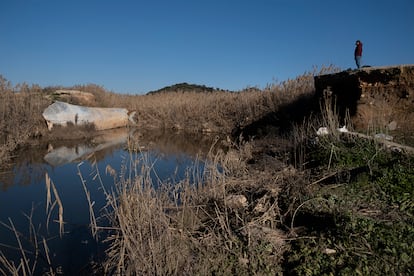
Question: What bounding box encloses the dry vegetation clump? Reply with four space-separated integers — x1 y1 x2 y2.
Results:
0 76 51 164
70 83 134 108
94 100 356 275
94 137 297 275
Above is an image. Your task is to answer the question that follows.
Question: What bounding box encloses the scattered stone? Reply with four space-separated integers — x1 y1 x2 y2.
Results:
316 127 329 136
225 194 248 209
238 257 249 266
374 133 393 141
324 248 337 255
51 89 96 106
388 120 397 131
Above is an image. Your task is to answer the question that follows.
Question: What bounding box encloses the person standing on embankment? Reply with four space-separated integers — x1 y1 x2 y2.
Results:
354 40 363 68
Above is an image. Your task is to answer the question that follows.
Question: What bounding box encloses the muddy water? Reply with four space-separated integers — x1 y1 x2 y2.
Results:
0 128 220 274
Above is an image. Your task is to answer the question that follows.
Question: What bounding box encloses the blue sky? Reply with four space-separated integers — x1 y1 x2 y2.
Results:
1 0 413 94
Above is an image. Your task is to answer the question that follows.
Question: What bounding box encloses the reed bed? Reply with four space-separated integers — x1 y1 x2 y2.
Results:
66 67 339 135
111 67 330 134
0 66 338 165
0 76 50 164
87 137 291 275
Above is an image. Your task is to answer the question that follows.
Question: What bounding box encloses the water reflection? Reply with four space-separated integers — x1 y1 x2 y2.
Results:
0 128 221 274
44 128 130 166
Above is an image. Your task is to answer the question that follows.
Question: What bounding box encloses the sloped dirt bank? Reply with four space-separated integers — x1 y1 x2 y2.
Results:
315 65 414 132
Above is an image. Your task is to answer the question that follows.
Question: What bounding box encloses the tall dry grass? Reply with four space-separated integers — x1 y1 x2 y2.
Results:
0 76 50 164
112 66 336 134
84 136 289 275
290 86 353 168
0 66 338 164
69 66 339 135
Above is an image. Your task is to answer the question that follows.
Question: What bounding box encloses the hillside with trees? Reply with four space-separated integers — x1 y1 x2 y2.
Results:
146 82 231 94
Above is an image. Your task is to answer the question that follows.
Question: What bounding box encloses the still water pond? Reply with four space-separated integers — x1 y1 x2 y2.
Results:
0 128 219 274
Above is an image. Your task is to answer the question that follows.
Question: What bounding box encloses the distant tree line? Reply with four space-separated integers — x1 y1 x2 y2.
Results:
146 82 232 95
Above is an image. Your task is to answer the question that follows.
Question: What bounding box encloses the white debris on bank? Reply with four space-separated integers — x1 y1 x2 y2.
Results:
316 127 329 136
337 125 349 133
374 133 394 141
315 125 414 154
316 125 394 141
316 126 349 136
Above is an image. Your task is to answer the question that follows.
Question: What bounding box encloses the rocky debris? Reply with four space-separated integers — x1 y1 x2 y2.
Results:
49 90 96 106
225 194 248 209
314 65 414 131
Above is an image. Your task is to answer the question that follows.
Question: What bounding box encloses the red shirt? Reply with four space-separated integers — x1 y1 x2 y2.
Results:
355 43 363 57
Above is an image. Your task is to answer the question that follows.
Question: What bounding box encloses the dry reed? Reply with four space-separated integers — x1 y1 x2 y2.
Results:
45 173 64 237
0 211 58 275
74 136 291 274
0 76 50 165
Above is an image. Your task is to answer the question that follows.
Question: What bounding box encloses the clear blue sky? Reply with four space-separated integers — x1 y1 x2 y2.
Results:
1 0 414 94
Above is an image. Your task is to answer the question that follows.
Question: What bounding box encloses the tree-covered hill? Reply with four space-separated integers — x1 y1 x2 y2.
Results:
146 82 230 95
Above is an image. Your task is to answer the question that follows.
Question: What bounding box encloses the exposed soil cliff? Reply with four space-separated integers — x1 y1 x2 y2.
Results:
314 65 414 132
